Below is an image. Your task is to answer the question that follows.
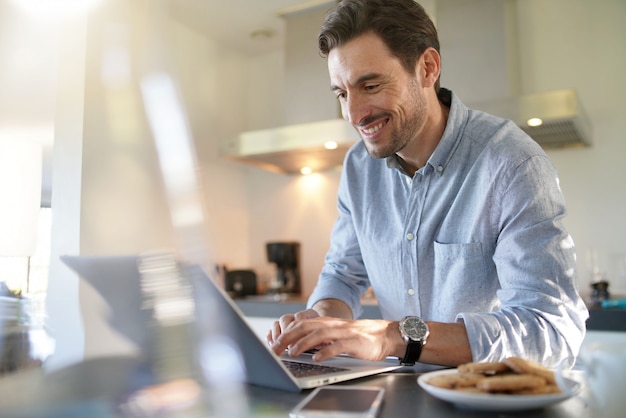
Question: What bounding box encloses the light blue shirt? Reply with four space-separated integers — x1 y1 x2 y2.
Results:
308 89 588 367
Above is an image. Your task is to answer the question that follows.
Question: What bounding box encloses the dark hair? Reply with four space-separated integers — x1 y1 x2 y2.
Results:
319 0 441 91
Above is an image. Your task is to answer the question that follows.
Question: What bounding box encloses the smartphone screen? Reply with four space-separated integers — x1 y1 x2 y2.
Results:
302 387 380 411
290 386 385 417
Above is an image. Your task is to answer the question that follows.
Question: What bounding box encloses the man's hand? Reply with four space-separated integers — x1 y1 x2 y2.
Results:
267 308 320 348
266 298 352 353
267 315 404 362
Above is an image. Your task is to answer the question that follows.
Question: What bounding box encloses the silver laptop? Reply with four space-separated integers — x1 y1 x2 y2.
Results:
61 255 401 392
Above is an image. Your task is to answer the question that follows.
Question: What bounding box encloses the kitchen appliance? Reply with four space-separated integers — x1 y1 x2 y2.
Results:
225 269 257 299
266 242 300 294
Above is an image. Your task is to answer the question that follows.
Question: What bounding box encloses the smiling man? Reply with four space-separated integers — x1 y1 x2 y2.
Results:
329 31 442 172
267 0 588 371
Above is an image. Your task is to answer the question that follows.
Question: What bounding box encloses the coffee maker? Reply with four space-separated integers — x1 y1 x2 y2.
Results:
266 242 300 294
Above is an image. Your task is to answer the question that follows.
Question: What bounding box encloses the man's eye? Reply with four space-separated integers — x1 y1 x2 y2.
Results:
335 92 346 100
364 84 379 92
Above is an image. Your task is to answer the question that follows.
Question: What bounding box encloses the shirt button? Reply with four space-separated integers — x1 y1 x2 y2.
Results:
405 177 412 185
406 233 414 241
437 165 444 173
407 288 415 296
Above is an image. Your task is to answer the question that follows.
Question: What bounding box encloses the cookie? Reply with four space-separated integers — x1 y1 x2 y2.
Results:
503 357 556 385
456 386 484 394
477 374 547 393
515 384 562 395
458 361 511 375
428 372 486 389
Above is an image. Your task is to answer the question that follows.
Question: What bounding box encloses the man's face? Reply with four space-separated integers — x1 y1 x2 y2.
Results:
328 32 426 159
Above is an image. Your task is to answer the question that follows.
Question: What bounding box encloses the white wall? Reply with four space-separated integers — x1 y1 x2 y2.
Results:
245 168 342 297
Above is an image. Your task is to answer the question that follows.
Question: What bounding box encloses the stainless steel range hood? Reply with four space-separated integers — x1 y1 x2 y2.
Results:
225 3 356 175
226 1 592 175
471 88 592 149
230 118 357 174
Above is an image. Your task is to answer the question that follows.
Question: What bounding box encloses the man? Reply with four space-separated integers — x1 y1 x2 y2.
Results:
267 0 588 370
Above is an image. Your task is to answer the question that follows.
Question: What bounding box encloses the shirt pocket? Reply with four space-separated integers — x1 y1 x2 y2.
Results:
433 242 489 313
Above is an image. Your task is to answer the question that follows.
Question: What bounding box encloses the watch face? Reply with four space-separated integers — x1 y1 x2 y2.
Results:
401 316 429 341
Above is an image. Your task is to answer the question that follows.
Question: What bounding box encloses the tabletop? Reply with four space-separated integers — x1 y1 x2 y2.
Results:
0 355 594 418
3 320 620 417
247 370 591 418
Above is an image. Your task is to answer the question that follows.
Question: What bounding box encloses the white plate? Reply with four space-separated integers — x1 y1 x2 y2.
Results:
417 369 581 411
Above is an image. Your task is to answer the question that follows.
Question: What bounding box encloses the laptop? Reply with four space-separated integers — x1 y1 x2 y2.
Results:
61 255 401 392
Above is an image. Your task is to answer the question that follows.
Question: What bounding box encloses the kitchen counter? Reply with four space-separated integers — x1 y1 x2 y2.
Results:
235 297 383 319
585 306 626 331
235 298 626 331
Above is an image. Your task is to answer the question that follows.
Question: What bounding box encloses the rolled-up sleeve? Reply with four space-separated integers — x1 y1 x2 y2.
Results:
458 155 588 367
307 168 370 319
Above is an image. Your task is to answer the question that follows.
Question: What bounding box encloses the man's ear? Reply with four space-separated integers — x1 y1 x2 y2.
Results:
419 48 441 88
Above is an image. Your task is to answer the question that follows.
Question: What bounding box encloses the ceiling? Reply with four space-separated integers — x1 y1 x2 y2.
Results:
168 0 336 56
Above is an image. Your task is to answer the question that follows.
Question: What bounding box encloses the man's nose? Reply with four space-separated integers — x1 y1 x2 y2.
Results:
343 93 370 125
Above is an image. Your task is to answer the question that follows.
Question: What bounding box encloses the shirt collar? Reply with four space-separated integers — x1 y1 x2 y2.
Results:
386 88 469 176
426 89 469 174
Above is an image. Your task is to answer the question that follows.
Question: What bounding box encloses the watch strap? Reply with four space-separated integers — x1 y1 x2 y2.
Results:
400 338 423 366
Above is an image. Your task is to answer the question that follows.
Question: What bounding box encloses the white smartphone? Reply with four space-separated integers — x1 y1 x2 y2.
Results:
289 385 385 418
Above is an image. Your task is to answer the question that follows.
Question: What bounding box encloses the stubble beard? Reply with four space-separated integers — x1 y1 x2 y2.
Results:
363 78 426 159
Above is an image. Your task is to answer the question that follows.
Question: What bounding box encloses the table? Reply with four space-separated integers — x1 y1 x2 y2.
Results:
0 356 593 418
2 319 619 417
247 371 592 418
3 268 620 416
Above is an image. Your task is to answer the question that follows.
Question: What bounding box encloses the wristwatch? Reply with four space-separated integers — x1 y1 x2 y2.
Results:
399 316 429 366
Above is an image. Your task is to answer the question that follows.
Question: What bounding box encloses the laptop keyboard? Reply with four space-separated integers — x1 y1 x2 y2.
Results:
282 360 349 377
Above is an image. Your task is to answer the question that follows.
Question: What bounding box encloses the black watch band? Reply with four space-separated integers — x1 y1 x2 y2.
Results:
400 339 423 366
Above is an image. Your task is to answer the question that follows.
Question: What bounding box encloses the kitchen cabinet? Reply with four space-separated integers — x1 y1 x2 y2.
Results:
586 307 626 331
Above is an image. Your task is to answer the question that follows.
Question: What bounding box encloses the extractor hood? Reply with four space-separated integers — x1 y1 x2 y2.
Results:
225 3 356 175
226 1 592 175
470 88 592 149
230 119 357 174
